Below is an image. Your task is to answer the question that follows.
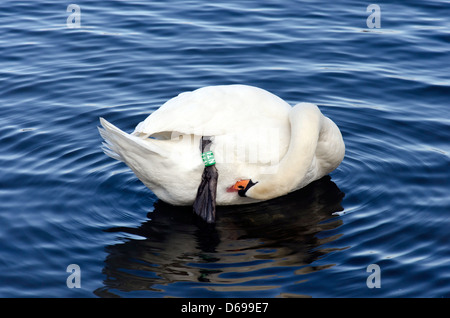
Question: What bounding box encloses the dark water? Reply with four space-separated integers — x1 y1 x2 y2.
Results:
0 0 449 297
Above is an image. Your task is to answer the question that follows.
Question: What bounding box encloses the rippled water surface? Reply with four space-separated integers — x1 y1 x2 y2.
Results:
1 1 449 297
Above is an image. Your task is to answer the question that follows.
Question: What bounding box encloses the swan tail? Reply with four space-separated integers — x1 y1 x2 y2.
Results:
98 117 165 163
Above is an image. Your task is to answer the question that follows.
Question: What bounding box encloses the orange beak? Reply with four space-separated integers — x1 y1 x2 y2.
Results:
227 179 251 192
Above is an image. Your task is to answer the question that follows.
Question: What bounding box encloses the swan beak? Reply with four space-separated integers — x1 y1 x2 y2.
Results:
231 179 251 191
227 179 257 197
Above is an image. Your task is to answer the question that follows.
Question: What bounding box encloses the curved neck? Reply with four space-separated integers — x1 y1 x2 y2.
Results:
249 103 323 200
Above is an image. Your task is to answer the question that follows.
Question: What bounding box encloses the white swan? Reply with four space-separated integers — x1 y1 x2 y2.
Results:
99 85 345 222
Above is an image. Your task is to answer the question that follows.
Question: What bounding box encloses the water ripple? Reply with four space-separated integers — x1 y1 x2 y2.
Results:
0 0 449 297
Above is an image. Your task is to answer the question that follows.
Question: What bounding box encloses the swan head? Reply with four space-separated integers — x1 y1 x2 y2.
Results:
229 178 290 201
227 179 258 197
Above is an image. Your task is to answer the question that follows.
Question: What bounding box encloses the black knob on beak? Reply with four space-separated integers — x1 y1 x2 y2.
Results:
238 179 257 197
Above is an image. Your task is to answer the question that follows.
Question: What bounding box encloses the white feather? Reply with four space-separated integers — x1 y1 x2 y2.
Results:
99 85 345 206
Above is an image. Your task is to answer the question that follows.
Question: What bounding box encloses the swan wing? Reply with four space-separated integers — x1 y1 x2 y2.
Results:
133 85 292 137
99 117 169 162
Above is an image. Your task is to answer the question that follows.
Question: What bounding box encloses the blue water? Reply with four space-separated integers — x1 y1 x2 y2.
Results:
0 0 449 298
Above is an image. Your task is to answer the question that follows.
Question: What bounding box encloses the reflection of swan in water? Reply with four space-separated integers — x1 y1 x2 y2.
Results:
94 176 345 297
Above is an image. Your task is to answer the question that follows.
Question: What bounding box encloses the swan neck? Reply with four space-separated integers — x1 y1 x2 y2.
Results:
252 103 323 199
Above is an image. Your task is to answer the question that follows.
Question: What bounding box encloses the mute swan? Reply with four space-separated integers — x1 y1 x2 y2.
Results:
99 85 345 223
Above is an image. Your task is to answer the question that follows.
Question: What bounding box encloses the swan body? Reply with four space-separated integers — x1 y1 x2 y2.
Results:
99 85 345 208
